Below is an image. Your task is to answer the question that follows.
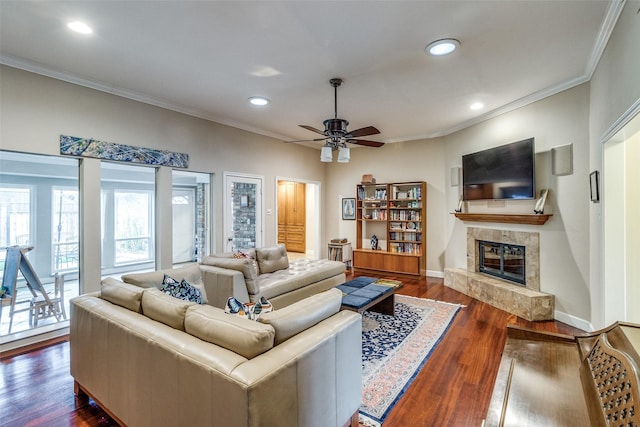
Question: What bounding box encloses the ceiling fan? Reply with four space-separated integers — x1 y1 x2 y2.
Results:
287 78 384 162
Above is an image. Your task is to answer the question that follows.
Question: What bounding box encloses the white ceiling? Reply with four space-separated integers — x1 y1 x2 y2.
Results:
0 1 616 147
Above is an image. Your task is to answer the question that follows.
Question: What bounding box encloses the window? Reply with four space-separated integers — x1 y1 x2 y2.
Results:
0 187 31 248
100 162 155 275
0 151 79 338
114 190 152 264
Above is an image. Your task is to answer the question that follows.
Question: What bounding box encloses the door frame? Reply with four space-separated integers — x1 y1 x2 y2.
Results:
276 176 321 259
223 171 264 252
171 186 197 263
602 103 640 325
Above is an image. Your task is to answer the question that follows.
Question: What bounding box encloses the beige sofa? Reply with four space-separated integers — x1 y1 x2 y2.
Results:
70 279 362 427
197 244 347 309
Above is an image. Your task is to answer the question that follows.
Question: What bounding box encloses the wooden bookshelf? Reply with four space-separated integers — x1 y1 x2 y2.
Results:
453 212 552 225
355 181 426 276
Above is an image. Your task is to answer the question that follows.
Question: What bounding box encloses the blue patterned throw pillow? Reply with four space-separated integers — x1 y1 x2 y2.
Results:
160 274 203 304
224 295 273 320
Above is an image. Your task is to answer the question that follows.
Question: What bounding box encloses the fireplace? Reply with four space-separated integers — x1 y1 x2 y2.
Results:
479 241 525 285
444 227 553 321
467 227 540 291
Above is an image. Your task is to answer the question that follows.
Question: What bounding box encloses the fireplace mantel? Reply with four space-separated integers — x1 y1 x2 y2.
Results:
453 212 552 225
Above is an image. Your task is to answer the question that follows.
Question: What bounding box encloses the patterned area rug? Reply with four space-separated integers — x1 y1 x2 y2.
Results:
359 295 463 426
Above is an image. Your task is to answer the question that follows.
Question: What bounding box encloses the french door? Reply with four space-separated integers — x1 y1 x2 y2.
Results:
223 172 263 252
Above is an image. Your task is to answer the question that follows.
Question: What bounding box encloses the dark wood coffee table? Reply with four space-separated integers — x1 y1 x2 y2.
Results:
338 277 403 316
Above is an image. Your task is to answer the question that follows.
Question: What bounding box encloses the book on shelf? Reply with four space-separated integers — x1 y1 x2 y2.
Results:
328 242 351 262
392 185 422 200
331 238 348 243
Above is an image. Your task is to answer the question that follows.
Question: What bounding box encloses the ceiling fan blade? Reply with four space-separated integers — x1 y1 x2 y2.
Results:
345 126 380 138
285 137 326 143
347 139 385 148
299 125 326 136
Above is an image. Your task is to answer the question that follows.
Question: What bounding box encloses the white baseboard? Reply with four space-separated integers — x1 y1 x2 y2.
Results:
427 270 444 278
0 323 69 353
554 310 593 332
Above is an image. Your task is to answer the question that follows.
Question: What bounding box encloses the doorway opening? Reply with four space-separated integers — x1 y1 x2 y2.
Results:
277 178 320 259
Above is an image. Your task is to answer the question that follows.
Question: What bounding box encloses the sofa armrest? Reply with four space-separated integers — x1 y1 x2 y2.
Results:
199 265 250 308
231 310 362 427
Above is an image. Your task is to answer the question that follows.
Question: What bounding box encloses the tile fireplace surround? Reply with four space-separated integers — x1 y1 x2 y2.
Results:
444 227 554 321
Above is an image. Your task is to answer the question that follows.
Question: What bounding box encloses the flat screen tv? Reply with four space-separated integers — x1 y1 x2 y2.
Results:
462 138 535 201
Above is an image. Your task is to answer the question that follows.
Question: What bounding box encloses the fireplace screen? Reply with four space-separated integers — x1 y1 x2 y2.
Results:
479 241 525 285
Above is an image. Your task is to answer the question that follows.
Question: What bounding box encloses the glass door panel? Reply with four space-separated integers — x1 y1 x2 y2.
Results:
223 173 262 252
172 170 211 264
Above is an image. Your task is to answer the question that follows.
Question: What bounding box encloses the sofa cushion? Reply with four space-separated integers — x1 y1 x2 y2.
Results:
255 244 289 274
100 277 145 313
257 258 346 300
185 304 275 359
141 287 196 331
121 263 208 304
160 274 204 304
258 288 342 345
200 256 259 295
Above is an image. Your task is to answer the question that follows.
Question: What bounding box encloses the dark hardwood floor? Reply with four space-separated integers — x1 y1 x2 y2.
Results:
0 270 583 426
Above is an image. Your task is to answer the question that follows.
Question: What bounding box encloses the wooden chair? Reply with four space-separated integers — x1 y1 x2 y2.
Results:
1 290 18 333
29 273 66 327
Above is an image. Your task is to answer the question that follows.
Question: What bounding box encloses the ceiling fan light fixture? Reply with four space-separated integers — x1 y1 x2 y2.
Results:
320 145 333 162
294 78 383 162
426 38 460 56
337 146 350 163
248 96 270 106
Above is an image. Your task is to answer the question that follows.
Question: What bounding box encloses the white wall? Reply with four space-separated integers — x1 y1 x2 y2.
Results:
589 0 640 329
324 137 447 276
0 65 328 290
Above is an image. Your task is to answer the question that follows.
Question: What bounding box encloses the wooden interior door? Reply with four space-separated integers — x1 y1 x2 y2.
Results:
277 181 306 253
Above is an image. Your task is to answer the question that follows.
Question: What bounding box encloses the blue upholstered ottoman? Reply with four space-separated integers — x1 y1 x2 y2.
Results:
338 276 402 315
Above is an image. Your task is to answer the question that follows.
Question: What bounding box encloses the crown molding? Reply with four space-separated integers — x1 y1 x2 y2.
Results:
392 75 590 143
394 0 626 143
585 0 626 81
0 54 293 143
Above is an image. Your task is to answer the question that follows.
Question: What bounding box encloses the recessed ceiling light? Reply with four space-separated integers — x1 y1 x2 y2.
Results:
426 39 460 56
248 97 270 106
67 21 93 34
470 102 484 110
